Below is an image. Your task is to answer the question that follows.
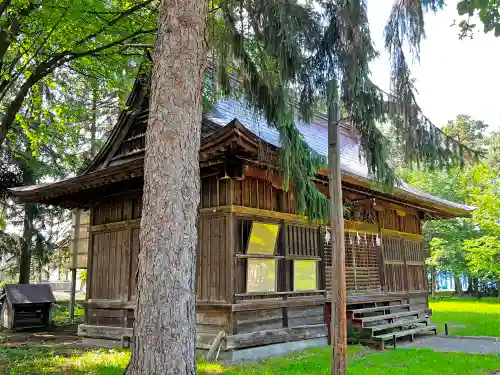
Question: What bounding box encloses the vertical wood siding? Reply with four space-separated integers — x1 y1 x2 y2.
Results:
378 210 420 234
201 176 294 213
197 215 228 302
381 235 426 293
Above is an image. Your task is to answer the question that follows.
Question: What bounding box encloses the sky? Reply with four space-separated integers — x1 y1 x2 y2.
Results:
367 0 500 131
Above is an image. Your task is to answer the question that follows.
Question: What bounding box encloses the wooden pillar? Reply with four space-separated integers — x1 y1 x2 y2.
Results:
328 80 347 375
69 209 80 320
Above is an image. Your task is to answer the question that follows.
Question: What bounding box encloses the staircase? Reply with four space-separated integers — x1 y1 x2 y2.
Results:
346 299 436 348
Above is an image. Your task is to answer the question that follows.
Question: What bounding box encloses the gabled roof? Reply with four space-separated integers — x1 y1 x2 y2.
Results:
1 284 55 306
8 76 475 217
206 99 475 216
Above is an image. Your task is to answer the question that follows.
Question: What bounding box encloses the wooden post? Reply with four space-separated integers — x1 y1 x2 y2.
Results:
69 209 80 320
328 80 347 375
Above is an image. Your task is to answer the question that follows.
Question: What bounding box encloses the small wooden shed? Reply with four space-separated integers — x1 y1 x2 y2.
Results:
9 74 474 357
0 284 55 330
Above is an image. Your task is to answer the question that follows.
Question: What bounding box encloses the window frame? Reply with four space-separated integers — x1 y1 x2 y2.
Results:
292 259 319 291
244 221 281 294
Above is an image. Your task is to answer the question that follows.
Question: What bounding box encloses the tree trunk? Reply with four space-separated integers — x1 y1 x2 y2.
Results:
430 266 436 298
496 280 500 297
124 0 207 373
466 276 473 294
454 275 463 296
18 203 34 284
472 278 479 297
327 81 347 375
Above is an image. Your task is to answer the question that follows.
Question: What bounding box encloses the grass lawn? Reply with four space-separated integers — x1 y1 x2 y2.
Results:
429 297 500 337
0 346 499 375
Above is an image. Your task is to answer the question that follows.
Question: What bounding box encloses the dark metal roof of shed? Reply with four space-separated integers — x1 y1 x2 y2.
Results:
1 284 55 305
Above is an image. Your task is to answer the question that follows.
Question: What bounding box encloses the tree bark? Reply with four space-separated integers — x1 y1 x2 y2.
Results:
472 278 479 297
124 0 207 373
18 203 34 284
430 266 436 298
328 80 347 375
466 276 473 294
496 280 500 297
454 275 463 296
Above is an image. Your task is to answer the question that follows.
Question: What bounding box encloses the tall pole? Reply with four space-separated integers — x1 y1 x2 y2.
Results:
69 208 80 320
328 80 347 375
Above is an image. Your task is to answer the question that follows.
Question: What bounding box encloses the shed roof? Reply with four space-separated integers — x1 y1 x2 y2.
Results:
1 284 55 306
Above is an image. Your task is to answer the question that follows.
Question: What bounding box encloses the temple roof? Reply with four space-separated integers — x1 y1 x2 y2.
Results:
9 76 475 217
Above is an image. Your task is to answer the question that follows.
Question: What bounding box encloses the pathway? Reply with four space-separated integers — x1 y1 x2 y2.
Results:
400 335 500 355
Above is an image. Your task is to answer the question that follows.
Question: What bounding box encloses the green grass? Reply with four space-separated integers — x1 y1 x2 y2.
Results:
429 297 500 337
0 346 499 375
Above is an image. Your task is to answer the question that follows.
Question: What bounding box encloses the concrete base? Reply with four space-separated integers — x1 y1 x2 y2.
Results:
197 337 328 362
82 337 124 348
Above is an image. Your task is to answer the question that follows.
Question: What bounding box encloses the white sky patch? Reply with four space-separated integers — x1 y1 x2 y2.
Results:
368 0 500 131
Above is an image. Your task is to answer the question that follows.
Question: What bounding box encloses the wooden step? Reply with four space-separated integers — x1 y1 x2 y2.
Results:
347 304 410 315
352 309 427 326
373 325 437 342
367 318 429 333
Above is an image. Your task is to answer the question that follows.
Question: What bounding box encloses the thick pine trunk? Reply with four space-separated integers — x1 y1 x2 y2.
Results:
124 0 207 374
328 81 347 375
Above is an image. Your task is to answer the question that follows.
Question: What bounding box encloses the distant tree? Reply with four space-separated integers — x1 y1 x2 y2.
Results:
465 236 500 294
442 115 488 150
485 132 500 171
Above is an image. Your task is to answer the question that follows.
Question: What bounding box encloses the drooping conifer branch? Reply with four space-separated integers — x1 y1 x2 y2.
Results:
215 0 329 221
384 0 481 170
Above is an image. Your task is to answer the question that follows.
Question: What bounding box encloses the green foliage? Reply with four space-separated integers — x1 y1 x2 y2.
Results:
465 236 500 279
457 0 500 38
0 0 155 147
397 114 500 286
442 115 488 151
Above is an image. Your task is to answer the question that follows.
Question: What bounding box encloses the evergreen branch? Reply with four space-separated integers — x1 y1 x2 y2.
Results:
221 3 328 221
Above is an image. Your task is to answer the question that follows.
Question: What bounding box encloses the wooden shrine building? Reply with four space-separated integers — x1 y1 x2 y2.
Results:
10 75 474 357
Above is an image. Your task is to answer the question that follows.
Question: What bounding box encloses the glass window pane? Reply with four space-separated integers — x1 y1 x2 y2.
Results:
247 222 279 255
247 259 276 293
294 260 317 291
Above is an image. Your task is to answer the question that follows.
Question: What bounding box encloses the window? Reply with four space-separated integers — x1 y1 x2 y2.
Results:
293 260 318 291
247 259 277 292
247 222 279 255
245 222 280 293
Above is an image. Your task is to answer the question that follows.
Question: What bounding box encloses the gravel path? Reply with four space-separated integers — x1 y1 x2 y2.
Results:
400 336 500 355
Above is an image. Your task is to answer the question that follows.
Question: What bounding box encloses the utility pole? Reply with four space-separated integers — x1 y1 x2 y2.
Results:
69 208 79 320
327 79 347 375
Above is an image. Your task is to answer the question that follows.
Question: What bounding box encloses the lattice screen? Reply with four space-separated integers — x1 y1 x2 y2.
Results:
322 228 381 293
345 232 381 292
